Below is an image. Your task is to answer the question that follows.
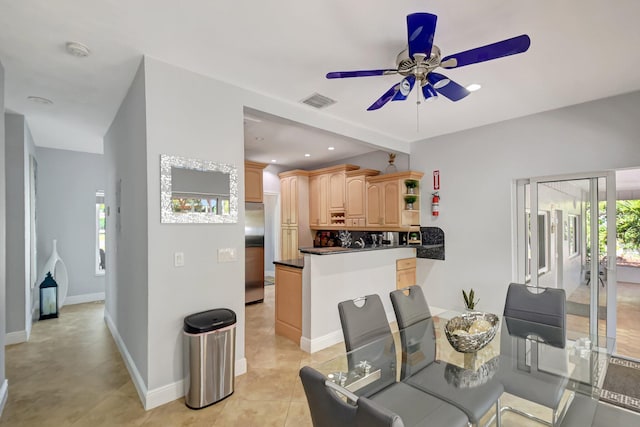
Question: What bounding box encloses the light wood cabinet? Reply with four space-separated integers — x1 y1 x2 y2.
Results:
281 226 300 260
275 264 302 344
308 164 359 228
346 169 379 227
309 174 328 227
244 160 267 203
366 171 424 229
396 257 417 289
279 170 312 259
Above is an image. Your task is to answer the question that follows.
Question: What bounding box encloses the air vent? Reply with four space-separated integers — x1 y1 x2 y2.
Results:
301 93 336 109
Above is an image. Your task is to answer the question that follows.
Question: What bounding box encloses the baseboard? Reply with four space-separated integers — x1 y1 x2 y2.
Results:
105 311 248 410
301 330 344 353
5 330 28 346
0 379 8 418
65 292 105 306
104 311 149 409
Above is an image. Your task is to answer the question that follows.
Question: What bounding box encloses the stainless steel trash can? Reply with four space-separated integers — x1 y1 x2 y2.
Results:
183 308 236 409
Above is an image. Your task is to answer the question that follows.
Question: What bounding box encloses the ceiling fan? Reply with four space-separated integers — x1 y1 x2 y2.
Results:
326 13 531 110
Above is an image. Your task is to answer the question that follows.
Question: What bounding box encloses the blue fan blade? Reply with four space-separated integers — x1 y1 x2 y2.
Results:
441 34 531 69
326 69 397 79
407 13 437 59
392 76 416 101
432 75 470 101
367 83 401 111
422 83 438 100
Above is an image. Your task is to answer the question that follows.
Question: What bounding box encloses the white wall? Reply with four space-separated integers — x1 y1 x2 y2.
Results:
35 147 105 301
317 150 410 172
411 91 640 315
103 59 150 390
4 114 37 340
0 59 8 416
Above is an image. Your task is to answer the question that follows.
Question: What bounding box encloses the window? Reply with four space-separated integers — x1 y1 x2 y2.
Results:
525 211 549 279
568 214 579 256
96 191 106 275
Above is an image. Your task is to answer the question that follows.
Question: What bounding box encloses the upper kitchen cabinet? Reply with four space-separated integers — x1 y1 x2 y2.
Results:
366 171 424 229
309 164 359 228
245 160 268 203
346 168 379 227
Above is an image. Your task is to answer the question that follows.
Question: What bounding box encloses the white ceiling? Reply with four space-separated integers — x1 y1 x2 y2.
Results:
1 1 640 159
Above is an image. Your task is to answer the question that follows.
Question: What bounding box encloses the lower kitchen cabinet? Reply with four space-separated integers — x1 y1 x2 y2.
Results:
396 257 416 289
275 264 302 344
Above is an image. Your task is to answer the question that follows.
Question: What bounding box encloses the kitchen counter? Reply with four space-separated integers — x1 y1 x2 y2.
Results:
273 258 304 269
300 244 427 255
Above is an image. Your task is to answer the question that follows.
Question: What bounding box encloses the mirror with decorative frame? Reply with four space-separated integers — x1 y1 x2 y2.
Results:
160 154 238 223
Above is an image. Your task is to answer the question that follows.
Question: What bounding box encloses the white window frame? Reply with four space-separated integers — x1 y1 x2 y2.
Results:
568 214 580 257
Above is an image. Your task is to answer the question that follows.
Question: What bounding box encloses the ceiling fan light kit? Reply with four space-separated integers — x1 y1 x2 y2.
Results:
326 12 530 111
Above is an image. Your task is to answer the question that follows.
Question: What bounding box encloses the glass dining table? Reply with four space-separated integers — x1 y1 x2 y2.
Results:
308 311 614 427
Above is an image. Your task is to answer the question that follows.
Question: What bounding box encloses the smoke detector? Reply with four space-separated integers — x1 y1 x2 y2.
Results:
65 41 91 58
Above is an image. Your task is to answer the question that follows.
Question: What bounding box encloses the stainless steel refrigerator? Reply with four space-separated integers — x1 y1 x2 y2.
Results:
245 202 265 304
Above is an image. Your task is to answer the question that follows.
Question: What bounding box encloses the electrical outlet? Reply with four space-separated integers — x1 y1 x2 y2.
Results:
174 252 185 267
218 248 237 263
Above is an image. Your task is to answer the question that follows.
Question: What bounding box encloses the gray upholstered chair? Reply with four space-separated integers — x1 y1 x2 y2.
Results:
390 286 504 427
499 283 569 426
338 294 470 427
299 366 404 427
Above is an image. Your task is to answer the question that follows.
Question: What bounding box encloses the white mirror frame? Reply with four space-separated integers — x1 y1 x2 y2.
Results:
160 154 238 224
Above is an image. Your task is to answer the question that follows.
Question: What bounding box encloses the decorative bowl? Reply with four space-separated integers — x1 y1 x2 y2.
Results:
444 312 499 353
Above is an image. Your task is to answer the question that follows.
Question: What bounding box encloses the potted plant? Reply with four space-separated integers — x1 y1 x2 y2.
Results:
404 195 417 210
462 288 479 311
405 179 419 194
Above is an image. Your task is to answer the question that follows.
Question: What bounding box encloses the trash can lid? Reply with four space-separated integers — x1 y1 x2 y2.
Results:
184 308 236 334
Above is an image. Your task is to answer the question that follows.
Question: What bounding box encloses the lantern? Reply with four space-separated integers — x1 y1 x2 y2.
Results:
39 272 59 320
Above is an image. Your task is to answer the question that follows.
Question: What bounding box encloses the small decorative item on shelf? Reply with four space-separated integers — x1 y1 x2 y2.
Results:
462 288 479 311
39 272 59 320
404 195 417 210
404 179 419 194
385 153 398 174
444 312 499 353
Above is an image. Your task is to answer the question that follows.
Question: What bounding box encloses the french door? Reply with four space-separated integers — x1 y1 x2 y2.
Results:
515 171 616 348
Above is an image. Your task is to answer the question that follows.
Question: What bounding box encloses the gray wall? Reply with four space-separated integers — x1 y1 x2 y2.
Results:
103 59 149 386
0 59 7 414
4 114 36 336
317 150 410 172
411 90 640 315
35 147 105 300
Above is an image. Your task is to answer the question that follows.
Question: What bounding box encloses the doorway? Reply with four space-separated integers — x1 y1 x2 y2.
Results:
515 172 616 348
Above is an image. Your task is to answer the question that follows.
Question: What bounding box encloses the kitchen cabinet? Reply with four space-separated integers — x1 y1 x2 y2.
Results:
275 264 302 344
309 174 328 227
279 170 312 259
308 164 359 229
244 160 267 203
396 257 417 289
366 171 424 229
346 168 379 227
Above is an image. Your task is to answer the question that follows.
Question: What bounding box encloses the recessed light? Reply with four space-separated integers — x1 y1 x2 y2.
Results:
304 153 311 157
27 96 53 105
271 159 277 163
328 147 335 151
466 83 482 92
65 41 91 58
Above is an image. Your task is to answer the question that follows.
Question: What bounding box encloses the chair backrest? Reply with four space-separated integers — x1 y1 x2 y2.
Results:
390 286 437 377
338 294 397 395
338 294 392 351
503 283 566 347
299 366 404 427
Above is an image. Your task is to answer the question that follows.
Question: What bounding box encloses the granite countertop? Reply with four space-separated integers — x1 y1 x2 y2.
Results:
273 258 305 268
299 244 429 255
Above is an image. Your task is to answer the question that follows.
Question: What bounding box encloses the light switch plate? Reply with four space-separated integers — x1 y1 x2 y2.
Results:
218 248 237 263
174 252 185 267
